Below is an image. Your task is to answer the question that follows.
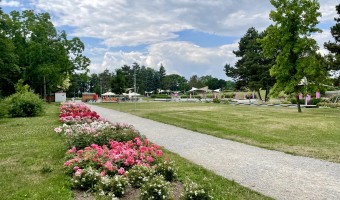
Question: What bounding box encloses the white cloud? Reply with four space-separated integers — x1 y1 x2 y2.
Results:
91 42 238 79
0 0 21 7
312 29 334 55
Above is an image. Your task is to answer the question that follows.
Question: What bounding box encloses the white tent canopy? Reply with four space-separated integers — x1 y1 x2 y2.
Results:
102 92 116 96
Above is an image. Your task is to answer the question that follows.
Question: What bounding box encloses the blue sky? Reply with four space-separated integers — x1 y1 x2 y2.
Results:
1 0 338 80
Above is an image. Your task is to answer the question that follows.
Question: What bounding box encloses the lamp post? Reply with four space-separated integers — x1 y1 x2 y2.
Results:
134 68 136 111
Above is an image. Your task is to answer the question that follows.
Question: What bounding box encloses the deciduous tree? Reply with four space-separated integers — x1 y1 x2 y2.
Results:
259 0 327 112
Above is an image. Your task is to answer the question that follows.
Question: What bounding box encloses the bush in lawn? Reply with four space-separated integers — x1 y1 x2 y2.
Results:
180 179 213 200
308 98 322 105
290 98 305 105
155 159 177 182
140 175 171 200
96 175 128 198
0 99 8 117
127 165 155 188
212 98 221 103
6 91 44 117
150 94 171 99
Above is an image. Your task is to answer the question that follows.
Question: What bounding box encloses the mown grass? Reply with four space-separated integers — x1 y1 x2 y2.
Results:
0 103 72 200
99 102 340 163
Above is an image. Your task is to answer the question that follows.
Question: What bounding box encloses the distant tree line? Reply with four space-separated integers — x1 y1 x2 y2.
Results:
67 63 234 97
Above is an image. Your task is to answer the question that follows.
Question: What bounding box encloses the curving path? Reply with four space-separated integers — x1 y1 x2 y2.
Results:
88 104 340 200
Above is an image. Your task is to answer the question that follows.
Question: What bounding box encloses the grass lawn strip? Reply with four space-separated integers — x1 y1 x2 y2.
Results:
0 103 72 200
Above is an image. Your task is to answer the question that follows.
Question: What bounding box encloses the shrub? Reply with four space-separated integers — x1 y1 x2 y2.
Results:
155 159 177 182
0 99 8 117
96 175 128 198
308 98 322 105
150 94 171 99
290 98 305 105
140 175 171 200
180 179 213 200
6 91 44 117
127 165 155 188
72 167 100 190
212 98 220 104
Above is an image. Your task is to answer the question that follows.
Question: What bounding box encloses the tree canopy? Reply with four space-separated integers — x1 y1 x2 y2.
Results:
0 9 90 98
259 0 327 112
324 4 340 86
224 27 275 101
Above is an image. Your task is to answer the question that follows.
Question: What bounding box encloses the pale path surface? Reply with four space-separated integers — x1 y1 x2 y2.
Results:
88 104 340 200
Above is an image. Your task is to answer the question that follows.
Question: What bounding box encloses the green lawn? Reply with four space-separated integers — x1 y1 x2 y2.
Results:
98 102 340 163
0 103 72 200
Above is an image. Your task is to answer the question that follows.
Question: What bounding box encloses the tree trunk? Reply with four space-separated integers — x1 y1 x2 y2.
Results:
296 95 302 112
257 90 263 101
264 86 270 102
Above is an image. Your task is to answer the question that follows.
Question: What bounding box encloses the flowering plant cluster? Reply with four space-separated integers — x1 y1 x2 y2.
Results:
55 103 141 149
180 179 213 200
59 103 100 124
56 103 209 199
64 137 163 177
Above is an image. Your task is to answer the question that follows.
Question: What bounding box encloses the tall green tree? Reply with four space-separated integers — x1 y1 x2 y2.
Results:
162 74 188 91
324 4 340 86
259 0 327 112
98 69 112 93
188 75 204 88
224 27 275 101
0 10 90 98
0 8 20 97
111 69 126 94
159 64 166 89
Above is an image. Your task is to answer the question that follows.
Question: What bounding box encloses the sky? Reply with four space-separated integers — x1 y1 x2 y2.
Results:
1 0 338 80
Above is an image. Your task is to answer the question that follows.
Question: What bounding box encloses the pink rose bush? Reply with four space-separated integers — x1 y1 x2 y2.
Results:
59 103 101 124
55 103 180 198
56 103 141 149
64 137 162 177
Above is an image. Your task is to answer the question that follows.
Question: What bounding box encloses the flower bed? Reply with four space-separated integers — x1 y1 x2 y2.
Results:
55 103 212 199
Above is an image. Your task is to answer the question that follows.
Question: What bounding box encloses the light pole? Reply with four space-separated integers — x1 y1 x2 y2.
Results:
134 68 136 111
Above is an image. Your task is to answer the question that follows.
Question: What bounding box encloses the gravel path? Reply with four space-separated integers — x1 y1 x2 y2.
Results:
88 104 340 200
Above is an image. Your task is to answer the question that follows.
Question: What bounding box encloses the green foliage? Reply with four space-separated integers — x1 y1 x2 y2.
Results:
72 167 100 190
96 175 129 198
127 165 155 188
180 179 213 200
259 0 327 112
0 10 90 98
155 160 178 182
0 99 8 117
324 4 340 86
151 94 171 99
212 98 221 103
140 175 171 200
225 27 275 101
308 98 322 105
5 90 44 117
111 69 126 94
